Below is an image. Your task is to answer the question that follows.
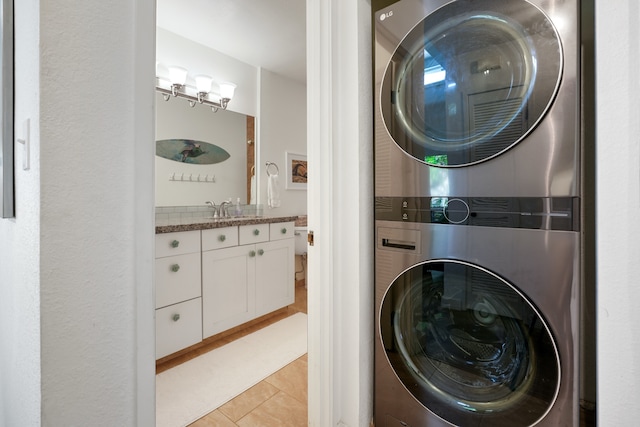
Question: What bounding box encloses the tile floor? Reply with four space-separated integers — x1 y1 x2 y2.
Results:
156 280 308 427
190 354 307 426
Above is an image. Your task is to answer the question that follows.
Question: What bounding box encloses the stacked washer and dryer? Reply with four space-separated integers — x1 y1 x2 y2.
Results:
373 0 582 426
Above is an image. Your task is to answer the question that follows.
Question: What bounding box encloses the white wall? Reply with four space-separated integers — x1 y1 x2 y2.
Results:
595 1 640 424
0 1 41 425
155 93 247 206
258 69 307 217
156 28 257 117
0 1 156 426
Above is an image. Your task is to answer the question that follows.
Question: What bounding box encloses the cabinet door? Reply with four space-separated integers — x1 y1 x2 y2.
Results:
255 238 295 317
239 223 269 245
155 252 201 309
269 221 295 241
202 226 239 251
155 297 202 360
155 230 200 258
202 245 256 338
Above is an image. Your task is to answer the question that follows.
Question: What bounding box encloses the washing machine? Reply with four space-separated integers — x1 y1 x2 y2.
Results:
373 0 580 197
374 196 580 426
373 0 582 425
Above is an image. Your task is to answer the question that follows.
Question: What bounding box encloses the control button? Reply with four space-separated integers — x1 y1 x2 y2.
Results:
443 198 470 224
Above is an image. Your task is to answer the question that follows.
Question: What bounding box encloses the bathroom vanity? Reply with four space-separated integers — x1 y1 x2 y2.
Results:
154 216 297 360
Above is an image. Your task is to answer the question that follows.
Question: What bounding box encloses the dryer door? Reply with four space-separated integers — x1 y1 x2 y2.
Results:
379 259 560 426
381 0 562 167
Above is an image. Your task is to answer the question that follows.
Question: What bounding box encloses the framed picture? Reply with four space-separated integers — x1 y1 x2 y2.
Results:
0 0 14 218
285 152 307 190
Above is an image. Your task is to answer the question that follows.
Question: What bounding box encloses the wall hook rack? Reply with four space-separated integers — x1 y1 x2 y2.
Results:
169 172 215 183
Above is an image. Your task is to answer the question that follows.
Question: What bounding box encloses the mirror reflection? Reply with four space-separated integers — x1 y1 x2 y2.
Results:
155 92 254 207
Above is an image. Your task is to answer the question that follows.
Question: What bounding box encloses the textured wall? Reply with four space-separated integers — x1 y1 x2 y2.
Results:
0 0 155 424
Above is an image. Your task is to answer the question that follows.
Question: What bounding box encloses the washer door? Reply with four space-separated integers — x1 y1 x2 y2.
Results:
379 260 560 426
381 0 562 167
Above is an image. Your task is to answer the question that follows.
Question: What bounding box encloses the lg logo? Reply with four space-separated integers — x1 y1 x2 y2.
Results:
379 11 394 21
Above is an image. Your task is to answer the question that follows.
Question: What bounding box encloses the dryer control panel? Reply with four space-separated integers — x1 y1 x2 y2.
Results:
375 196 579 231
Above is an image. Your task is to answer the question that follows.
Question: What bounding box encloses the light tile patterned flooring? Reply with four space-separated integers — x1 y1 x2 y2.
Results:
157 281 308 427
191 354 307 426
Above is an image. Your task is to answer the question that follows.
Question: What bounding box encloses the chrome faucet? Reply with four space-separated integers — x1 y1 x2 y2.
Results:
219 201 231 218
205 201 218 219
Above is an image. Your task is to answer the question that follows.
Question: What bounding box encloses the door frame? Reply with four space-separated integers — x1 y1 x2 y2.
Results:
306 0 374 425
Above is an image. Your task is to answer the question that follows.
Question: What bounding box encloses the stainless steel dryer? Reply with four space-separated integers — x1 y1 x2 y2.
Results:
374 0 579 197
374 196 580 426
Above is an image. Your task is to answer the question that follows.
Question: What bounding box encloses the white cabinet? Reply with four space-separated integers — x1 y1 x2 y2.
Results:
255 238 295 317
155 230 200 258
156 298 202 359
202 221 295 339
269 222 295 241
155 220 295 358
154 230 202 359
202 226 238 251
155 253 201 309
239 223 270 245
202 244 255 338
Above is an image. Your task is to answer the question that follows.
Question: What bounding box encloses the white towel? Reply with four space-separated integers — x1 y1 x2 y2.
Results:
267 174 281 208
250 175 257 205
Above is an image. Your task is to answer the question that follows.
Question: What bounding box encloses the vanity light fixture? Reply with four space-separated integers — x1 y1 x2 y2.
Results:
156 64 237 112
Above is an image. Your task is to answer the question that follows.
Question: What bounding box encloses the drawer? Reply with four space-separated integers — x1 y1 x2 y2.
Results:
202 226 239 251
155 298 202 360
239 223 270 245
269 221 295 241
155 230 200 258
155 253 201 309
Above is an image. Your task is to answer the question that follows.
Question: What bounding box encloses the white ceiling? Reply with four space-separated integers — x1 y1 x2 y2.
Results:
156 0 307 84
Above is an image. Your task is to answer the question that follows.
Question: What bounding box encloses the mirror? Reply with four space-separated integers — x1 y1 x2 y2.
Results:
155 92 255 207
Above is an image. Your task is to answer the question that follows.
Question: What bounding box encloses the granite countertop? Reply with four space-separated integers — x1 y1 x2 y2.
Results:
155 215 300 234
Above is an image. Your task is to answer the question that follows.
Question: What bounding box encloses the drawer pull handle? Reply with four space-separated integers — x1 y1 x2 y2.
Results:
171 264 180 272
219 234 226 242
172 314 181 322
253 229 260 236
170 240 180 248
281 228 287 234
258 249 264 256
249 250 256 257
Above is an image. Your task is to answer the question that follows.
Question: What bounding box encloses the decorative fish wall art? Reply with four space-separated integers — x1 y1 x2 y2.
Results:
156 139 231 164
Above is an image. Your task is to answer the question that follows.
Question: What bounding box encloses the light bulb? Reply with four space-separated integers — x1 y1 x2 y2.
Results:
219 82 237 100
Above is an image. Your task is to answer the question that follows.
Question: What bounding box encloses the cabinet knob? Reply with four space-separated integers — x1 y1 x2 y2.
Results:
258 249 265 256
281 228 287 234
218 234 226 242
253 229 260 236
170 264 180 272
172 313 180 322
170 239 180 248
249 250 256 257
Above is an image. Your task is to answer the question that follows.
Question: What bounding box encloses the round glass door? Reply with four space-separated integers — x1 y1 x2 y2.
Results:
379 260 559 426
381 0 562 167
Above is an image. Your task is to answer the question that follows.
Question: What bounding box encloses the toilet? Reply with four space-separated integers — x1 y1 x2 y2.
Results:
294 226 307 256
294 217 308 286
